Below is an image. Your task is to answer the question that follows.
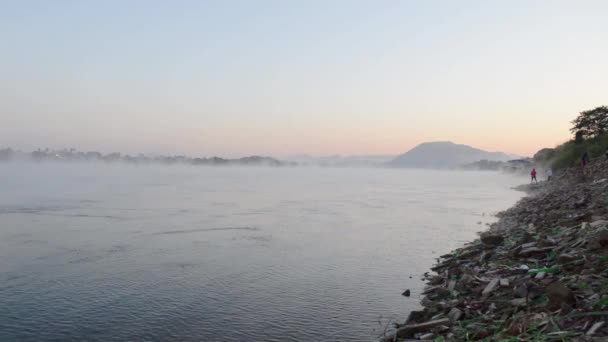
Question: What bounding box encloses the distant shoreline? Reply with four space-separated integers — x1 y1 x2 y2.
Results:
0 148 293 167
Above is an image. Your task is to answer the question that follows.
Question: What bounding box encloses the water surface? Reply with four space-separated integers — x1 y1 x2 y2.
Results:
0 164 524 341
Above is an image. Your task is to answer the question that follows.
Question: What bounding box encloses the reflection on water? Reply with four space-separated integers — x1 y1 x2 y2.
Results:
0 163 523 341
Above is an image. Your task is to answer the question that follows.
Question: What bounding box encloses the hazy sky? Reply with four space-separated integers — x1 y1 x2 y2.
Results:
2 1 607 157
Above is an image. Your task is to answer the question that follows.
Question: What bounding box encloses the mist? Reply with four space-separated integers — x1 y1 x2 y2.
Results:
1 158 526 341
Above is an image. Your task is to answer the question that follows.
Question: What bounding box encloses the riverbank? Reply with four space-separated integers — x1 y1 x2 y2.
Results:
385 159 608 341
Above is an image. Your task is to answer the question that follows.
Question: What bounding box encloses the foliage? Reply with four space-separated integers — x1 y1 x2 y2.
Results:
546 133 608 169
570 106 608 139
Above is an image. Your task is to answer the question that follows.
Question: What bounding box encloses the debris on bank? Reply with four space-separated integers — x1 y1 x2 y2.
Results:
384 159 608 341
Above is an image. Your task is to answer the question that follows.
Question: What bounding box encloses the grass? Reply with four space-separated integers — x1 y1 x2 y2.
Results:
530 294 548 306
543 134 608 169
576 281 591 290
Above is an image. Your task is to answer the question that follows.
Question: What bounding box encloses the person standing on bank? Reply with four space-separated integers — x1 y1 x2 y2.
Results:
546 167 553 181
582 151 590 167
531 168 538 183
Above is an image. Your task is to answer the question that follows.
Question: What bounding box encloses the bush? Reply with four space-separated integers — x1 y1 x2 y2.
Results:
550 133 608 169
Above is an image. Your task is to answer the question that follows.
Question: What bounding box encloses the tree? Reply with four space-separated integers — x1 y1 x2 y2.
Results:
571 106 608 139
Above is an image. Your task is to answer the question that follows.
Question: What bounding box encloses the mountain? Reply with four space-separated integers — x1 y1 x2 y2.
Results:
387 141 515 169
286 154 395 167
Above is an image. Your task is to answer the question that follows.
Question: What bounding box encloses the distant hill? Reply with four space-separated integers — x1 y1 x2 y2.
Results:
286 154 395 167
387 141 515 169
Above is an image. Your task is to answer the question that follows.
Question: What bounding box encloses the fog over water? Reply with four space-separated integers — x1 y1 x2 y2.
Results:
0 163 524 341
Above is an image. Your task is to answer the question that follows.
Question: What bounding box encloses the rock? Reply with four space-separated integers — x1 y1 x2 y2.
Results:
405 310 427 324
587 228 608 250
469 326 492 340
480 232 504 246
574 198 588 208
519 231 534 243
520 241 537 249
395 319 451 338
479 251 491 263
538 238 556 247
447 308 463 323
482 278 500 298
499 278 509 287
447 280 456 292
419 332 435 340
427 287 451 300
420 296 436 308
519 247 553 257
546 281 576 310
379 333 396 342
534 272 546 280
590 220 608 228
460 274 474 286
586 321 605 336
560 302 574 314
511 298 527 306
402 289 411 297
557 253 577 264
513 284 528 298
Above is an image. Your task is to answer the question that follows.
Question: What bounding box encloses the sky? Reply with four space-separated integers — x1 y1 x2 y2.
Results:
1 1 607 157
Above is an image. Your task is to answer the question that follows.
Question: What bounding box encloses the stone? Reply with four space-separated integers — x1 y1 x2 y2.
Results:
538 238 556 247
447 308 463 323
447 280 456 292
428 287 451 300
520 241 537 249
511 298 527 306
546 281 576 310
405 310 427 324
587 228 608 250
590 220 608 228
480 232 504 246
379 334 396 342
402 289 411 297
419 333 435 340
560 302 574 314
460 274 474 286
519 247 553 257
499 278 509 287
586 321 605 336
557 253 577 265
513 284 528 298
519 231 533 243
534 272 546 280
395 319 451 338
482 278 499 298
420 297 435 308
470 326 492 340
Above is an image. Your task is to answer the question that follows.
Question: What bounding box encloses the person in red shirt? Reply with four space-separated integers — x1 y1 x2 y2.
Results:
531 168 538 183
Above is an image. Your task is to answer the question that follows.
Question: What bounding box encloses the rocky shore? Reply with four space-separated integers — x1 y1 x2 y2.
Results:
385 159 608 341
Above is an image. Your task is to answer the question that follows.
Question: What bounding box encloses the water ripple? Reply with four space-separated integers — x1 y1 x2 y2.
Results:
154 227 259 235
